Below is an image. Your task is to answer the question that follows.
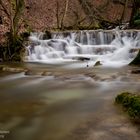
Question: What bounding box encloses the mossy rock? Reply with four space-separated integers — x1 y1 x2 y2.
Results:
94 61 102 66
115 92 140 122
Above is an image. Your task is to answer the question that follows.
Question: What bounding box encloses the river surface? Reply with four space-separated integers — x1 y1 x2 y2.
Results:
0 64 140 140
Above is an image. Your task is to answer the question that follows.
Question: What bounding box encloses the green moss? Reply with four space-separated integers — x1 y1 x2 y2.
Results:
1 31 29 62
115 92 140 122
134 19 140 25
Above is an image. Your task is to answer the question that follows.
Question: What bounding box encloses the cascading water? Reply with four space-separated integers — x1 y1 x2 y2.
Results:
25 30 140 68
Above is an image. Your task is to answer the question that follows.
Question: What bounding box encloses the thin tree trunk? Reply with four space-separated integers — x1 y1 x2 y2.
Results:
60 0 69 30
120 0 128 23
56 0 60 29
8 0 14 34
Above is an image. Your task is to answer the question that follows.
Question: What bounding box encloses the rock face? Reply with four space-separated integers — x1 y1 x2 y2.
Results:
130 50 140 65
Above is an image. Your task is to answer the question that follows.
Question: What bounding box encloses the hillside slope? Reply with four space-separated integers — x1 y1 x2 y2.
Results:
24 0 131 31
0 0 132 33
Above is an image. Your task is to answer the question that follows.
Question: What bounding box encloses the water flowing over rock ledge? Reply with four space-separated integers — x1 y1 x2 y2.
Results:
25 30 140 68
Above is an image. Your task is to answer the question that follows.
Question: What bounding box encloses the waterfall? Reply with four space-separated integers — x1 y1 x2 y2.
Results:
25 30 140 68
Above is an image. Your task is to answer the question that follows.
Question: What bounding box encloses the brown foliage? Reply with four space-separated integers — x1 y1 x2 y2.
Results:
0 0 133 32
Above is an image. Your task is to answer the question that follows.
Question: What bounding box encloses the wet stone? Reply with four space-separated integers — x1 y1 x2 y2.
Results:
42 71 53 76
94 61 102 66
24 70 43 76
131 69 140 74
2 67 25 73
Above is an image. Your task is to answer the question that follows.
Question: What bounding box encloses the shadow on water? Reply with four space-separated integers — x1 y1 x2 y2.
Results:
0 63 140 140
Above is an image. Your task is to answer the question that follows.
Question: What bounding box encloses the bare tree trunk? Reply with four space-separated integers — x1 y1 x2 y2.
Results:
0 0 25 61
72 10 86 29
56 0 60 29
9 1 14 36
120 0 128 23
60 0 69 30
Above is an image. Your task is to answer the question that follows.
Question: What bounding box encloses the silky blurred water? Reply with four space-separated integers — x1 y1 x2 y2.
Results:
26 30 140 68
0 64 140 140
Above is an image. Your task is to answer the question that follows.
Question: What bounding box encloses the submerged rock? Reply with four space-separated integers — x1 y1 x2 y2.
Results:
24 70 43 76
131 69 140 74
0 66 3 70
2 67 25 73
42 71 53 76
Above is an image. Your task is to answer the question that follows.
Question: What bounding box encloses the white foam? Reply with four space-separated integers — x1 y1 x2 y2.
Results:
26 30 139 68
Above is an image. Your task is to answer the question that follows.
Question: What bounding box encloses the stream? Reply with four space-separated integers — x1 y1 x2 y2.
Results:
0 30 140 140
0 64 140 140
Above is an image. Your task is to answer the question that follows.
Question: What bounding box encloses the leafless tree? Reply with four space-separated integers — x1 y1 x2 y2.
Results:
56 0 69 30
0 0 25 60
